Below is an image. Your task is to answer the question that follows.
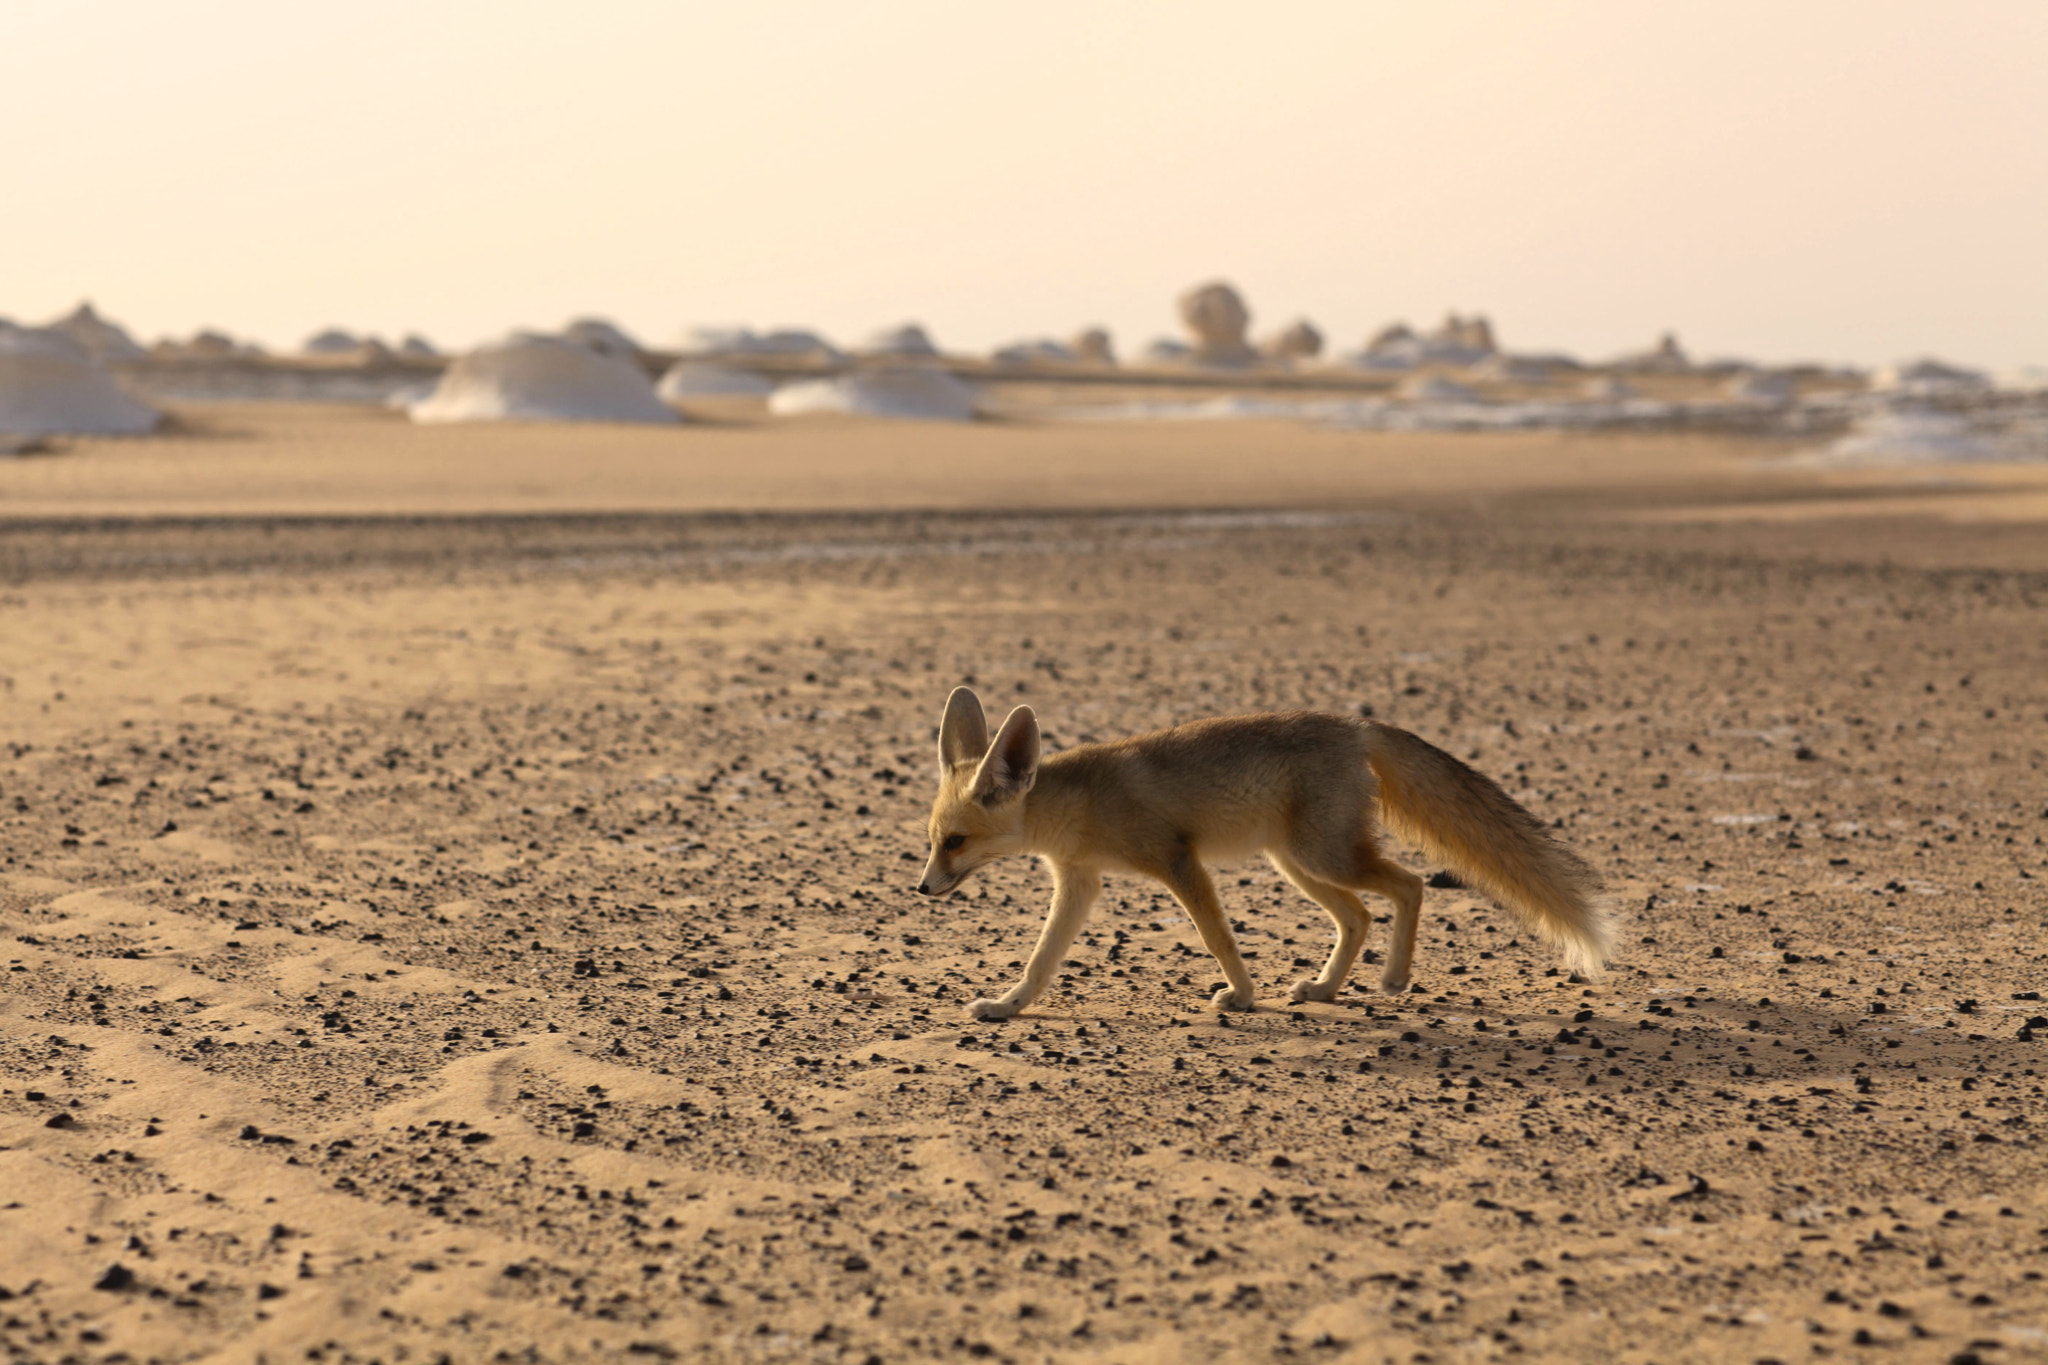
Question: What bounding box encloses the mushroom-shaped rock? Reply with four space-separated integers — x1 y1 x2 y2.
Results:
1263 319 1323 361
408 334 681 424
1070 327 1116 365
1177 281 1255 364
0 327 160 435
768 366 976 422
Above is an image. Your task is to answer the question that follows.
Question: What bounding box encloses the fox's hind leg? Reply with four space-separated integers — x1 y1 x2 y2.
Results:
1269 853 1370 1003
1287 834 1425 994
1356 858 1424 993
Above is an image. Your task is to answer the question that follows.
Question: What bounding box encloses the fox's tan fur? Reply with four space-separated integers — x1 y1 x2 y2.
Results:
918 688 1607 1019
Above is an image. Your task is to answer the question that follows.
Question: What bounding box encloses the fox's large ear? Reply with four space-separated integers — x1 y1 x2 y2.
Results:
971 706 1039 804
937 687 989 775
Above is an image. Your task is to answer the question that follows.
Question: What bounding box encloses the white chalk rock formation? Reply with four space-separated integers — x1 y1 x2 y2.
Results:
563 318 643 360
1398 373 1478 403
656 361 775 400
399 334 439 358
1144 337 1193 364
1580 375 1638 401
1870 358 1990 394
1177 281 1255 364
1264 319 1324 361
768 366 976 422
1472 353 1560 383
1070 327 1116 365
1723 370 1796 402
1614 332 1691 373
990 338 1079 366
183 330 243 359
47 302 148 363
382 380 439 412
861 323 940 358
688 327 844 362
1366 322 1416 353
303 328 364 355
0 327 160 435
1437 312 1495 356
1350 316 1496 369
1823 409 1995 463
408 334 680 424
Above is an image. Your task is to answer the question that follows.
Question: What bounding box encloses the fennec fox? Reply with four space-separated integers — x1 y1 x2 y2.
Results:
917 688 1606 1020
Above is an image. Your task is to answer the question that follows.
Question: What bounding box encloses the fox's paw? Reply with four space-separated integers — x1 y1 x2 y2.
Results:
1210 985 1257 1012
1378 969 1411 995
966 997 1020 1022
1289 977 1339 1004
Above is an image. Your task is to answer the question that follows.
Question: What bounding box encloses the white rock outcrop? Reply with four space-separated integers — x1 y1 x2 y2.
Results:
1613 332 1691 373
1349 315 1497 369
303 328 365 355
0 327 160 435
1472 354 1560 383
1821 409 1995 463
563 318 643 359
656 361 775 400
990 338 1079 366
47 302 148 363
1398 373 1479 403
688 328 844 362
1723 370 1796 402
768 366 976 422
1580 375 1638 401
1870 358 1990 394
861 324 940 358
408 334 680 424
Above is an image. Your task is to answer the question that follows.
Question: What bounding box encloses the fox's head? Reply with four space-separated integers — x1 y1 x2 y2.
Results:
917 686 1040 897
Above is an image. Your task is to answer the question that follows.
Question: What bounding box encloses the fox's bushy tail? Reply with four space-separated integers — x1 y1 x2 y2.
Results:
1362 721 1610 975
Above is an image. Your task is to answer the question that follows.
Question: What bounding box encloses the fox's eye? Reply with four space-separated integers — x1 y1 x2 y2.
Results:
942 834 966 851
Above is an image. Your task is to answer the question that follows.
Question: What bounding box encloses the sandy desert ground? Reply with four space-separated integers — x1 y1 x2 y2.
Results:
3 408 2047 1364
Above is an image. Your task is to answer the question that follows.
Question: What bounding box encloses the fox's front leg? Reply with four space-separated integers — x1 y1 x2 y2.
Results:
1159 855 1257 1011
967 864 1102 1021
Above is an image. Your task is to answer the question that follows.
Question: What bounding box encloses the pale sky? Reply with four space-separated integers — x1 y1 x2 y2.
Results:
4 0 2044 368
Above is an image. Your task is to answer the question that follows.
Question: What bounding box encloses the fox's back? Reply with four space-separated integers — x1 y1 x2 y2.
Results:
1035 711 1372 867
